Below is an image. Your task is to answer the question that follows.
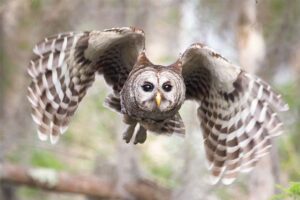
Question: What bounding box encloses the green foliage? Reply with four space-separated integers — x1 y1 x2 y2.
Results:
270 0 285 15
216 188 233 200
30 150 65 170
272 182 300 200
31 0 42 11
18 187 41 199
150 164 173 183
277 81 300 181
142 152 174 187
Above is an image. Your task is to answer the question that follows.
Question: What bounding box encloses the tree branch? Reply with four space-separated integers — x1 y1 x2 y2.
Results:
0 163 170 200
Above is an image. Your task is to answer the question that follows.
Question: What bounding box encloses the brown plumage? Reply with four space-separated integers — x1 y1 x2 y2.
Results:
27 27 288 184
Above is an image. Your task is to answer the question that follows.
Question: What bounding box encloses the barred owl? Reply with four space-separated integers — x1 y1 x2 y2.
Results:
27 27 288 184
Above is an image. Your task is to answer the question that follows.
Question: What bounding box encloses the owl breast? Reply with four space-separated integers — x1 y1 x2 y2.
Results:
120 66 185 121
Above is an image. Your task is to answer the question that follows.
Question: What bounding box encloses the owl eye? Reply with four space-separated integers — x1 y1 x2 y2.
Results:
141 82 154 92
162 82 172 92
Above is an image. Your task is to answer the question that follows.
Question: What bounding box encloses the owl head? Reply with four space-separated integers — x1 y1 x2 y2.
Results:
121 52 186 120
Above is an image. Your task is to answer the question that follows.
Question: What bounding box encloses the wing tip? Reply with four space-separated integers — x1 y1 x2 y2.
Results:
222 177 236 185
281 103 289 111
37 130 48 141
50 133 60 144
60 126 68 135
209 175 221 185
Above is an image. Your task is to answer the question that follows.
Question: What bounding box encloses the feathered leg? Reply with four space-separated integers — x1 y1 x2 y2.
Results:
134 125 147 144
122 114 148 144
122 114 137 143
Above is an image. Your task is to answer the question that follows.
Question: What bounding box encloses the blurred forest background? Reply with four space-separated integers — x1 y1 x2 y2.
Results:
0 0 300 200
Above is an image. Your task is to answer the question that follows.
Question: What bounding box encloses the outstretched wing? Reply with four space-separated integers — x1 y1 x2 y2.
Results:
27 27 145 144
181 43 288 184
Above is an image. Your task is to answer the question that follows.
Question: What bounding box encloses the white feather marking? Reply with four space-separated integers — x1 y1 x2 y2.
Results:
227 146 239 153
241 107 249 122
241 167 254 173
33 45 41 55
269 122 283 134
267 113 277 129
66 89 73 101
209 166 226 185
46 89 54 101
58 51 65 67
47 53 54 69
60 102 69 109
250 99 258 116
31 113 41 125
227 130 237 141
74 85 81 92
236 128 245 138
245 118 256 133
27 68 34 78
35 83 42 96
31 61 39 77
61 62 68 78
239 137 252 148
241 158 258 168
38 57 43 73
271 130 283 137
27 95 38 107
258 103 267 122
50 101 59 110
42 74 49 89
58 37 68 63
253 127 263 141
37 130 48 141
269 92 273 103
281 104 289 111
50 130 59 144
27 87 38 103
222 177 236 185
52 69 64 101
257 85 263 99
218 133 227 141
60 126 68 134
51 39 56 51
248 79 255 92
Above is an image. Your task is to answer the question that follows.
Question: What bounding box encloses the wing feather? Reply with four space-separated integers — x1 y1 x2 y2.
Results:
181 43 288 184
27 27 145 144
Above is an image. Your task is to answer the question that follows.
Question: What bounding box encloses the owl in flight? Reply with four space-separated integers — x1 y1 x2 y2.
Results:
27 27 288 184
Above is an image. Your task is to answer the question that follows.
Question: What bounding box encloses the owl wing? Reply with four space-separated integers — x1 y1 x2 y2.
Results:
181 43 289 184
27 27 145 144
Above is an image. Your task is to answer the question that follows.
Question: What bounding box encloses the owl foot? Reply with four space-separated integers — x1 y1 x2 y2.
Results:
123 123 147 144
133 125 147 144
123 123 136 143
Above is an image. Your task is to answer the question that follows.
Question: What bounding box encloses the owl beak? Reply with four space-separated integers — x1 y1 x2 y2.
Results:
155 92 162 107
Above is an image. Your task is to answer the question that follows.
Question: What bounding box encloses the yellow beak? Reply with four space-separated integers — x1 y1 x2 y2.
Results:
155 92 161 107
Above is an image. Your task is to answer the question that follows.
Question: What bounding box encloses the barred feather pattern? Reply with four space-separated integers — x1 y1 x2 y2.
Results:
27 27 145 144
27 32 95 144
199 72 288 184
160 113 185 135
181 43 289 184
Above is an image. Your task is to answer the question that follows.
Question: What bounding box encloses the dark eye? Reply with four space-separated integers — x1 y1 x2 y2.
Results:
141 82 154 92
162 82 172 92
